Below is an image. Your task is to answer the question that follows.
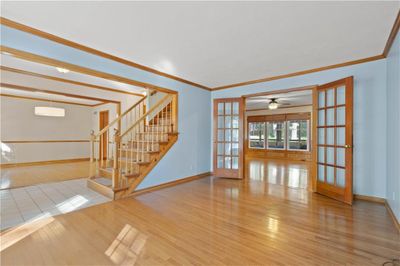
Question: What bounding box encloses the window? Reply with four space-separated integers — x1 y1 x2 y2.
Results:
287 120 309 150
267 121 285 149
248 122 265 148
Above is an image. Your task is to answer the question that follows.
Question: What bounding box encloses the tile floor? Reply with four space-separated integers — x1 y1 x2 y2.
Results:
0 178 110 230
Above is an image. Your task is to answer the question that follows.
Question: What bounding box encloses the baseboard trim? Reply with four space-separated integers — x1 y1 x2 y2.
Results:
0 158 90 168
354 194 399 233
131 172 211 196
354 194 386 204
385 200 400 233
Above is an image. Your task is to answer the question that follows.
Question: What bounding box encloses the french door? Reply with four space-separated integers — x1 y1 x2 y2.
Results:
213 98 244 179
315 77 353 204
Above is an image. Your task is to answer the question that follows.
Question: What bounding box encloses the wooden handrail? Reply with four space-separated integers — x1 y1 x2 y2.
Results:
96 95 147 137
120 94 172 138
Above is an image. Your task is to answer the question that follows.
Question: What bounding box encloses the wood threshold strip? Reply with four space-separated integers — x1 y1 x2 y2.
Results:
0 82 119 104
0 46 177 95
0 157 89 168
0 93 100 107
130 172 211 197
0 66 144 98
1 140 90 143
0 17 211 91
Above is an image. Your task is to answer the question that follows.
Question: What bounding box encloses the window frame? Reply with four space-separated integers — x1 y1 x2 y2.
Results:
266 121 286 150
248 121 266 149
286 119 310 151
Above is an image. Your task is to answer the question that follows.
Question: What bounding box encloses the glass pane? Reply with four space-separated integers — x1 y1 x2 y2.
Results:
267 121 285 149
225 102 231 115
225 157 231 169
337 148 345 167
318 91 325 107
318 147 325 163
327 166 334 184
288 120 308 150
225 116 231 128
337 168 345 187
249 122 265 148
326 108 334 126
225 143 231 155
327 147 334 165
318 165 324 182
337 86 345 105
218 103 224 115
218 116 224 128
232 129 239 142
217 156 224 168
232 157 239 169
318 128 325 144
217 143 224 155
218 130 224 141
336 107 345 125
318 110 325 126
336 127 345 146
327 89 334 106
232 102 239 115
232 143 239 155
225 130 231 142
326 128 334 145
232 116 239 128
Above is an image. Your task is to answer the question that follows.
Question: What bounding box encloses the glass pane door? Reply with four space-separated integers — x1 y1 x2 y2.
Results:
214 98 243 179
315 77 353 204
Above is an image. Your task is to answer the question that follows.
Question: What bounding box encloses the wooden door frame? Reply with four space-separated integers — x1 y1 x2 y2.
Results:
241 85 318 189
213 97 245 179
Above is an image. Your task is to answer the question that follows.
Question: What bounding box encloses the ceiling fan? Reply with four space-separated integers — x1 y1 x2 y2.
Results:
267 98 290 110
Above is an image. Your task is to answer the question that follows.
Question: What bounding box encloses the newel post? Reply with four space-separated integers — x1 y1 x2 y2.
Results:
112 128 120 189
172 94 178 132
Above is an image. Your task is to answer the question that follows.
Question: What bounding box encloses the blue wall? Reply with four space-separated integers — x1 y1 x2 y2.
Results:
212 59 388 198
1 25 212 189
386 32 400 222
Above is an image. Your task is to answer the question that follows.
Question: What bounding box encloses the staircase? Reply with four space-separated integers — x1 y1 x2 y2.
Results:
87 93 178 199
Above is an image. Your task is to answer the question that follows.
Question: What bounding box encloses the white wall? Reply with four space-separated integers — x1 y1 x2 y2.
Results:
212 59 388 198
0 96 92 163
386 31 400 222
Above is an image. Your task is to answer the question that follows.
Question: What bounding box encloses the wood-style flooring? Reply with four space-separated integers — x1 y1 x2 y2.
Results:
0 161 90 189
0 159 398 265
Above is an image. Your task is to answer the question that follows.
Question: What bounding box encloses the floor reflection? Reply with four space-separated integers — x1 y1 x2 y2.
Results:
246 158 311 190
105 224 148 265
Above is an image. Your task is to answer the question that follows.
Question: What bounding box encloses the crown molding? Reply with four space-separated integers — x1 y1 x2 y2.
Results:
0 17 211 91
0 93 99 107
383 9 400 57
0 66 144 98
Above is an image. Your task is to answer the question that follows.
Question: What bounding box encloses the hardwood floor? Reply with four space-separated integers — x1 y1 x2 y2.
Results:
0 160 398 265
0 161 90 189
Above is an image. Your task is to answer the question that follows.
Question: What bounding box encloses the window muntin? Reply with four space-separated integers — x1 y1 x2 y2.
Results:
287 120 309 150
248 122 265 149
267 121 285 150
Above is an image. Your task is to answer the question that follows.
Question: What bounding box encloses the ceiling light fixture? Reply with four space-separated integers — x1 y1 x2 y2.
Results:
56 67 70 73
268 99 278 110
34 106 65 117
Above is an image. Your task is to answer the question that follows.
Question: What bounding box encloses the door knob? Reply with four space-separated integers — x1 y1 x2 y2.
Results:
344 145 353 148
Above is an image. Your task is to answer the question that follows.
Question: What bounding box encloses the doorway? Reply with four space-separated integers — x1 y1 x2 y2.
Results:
241 77 354 204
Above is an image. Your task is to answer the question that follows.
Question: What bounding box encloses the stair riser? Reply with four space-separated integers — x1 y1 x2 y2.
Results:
134 134 168 142
118 162 148 175
145 125 174 132
98 168 113 178
128 142 161 150
119 151 151 161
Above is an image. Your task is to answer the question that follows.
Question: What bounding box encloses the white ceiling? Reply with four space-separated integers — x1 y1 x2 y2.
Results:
246 90 312 110
1 1 398 88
